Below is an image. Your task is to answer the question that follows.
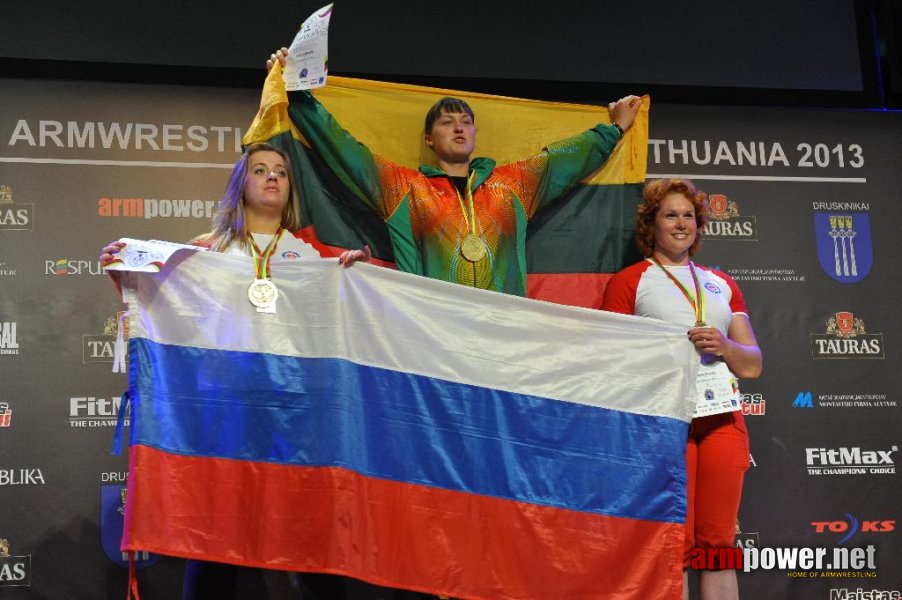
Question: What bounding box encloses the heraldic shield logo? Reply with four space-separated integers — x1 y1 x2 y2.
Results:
829 311 861 337
708 194 738 218
100 485 160 568
814 212 872 283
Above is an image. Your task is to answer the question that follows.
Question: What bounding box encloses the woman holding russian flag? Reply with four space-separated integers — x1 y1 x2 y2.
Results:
99 142 370 600
602 178 762 600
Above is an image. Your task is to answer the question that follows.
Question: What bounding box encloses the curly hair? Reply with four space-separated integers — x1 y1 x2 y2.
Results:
635 178 708 258
192 142 302 252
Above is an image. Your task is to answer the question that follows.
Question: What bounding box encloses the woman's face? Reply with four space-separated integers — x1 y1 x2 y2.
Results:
425 109 476 165
243 151 290 216
653 192 697 263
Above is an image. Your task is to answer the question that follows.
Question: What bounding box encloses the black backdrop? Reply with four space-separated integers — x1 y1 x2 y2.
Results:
1 2 901 599
2 0 893 106
0 1 864 90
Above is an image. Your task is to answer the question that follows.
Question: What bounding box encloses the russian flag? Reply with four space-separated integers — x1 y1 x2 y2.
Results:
120 250 696 599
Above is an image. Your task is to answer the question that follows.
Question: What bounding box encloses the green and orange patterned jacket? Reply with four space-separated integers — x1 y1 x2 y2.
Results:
289 91 621 296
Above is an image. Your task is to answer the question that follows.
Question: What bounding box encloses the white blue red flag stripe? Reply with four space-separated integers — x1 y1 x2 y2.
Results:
120 251 697 599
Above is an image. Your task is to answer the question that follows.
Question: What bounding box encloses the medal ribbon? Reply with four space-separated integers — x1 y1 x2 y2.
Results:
454 172 478 235
651 256 706 326
248 227 283 279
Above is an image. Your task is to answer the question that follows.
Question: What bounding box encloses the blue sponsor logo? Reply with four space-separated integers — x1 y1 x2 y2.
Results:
100 485 160 568
814 212 872 283
793 391 814 408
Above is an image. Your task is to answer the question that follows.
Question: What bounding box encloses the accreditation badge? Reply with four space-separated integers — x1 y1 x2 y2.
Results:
693 360 741 417
248 278 279 314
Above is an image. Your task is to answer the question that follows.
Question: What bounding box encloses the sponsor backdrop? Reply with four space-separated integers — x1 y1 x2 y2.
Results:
1 78 900 599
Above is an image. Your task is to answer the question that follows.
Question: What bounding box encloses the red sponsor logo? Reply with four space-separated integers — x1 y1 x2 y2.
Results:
688 547 743 570
836 311 854 336
707 194 739 219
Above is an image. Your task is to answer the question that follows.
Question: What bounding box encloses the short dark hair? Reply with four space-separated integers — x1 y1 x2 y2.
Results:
424 97 475 133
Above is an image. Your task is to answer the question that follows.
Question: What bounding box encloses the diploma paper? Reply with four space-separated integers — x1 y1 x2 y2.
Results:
694 360 742 417
283 4 333 91
103 238 205 272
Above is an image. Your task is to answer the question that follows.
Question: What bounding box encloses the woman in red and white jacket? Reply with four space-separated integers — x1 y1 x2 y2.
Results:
602 178 762 600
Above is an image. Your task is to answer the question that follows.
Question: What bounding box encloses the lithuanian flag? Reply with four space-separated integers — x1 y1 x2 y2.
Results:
243 64 649 308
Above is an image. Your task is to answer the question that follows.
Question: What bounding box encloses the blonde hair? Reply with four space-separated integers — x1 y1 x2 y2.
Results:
192 143 302 252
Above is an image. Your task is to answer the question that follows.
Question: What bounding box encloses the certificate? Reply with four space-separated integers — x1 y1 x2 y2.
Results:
694 360 742 417
103 238 205 272
283 4 333 91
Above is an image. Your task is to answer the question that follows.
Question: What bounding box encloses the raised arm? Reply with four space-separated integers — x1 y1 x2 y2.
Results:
288 91 393 217
266 49 398 220
499 95 642 218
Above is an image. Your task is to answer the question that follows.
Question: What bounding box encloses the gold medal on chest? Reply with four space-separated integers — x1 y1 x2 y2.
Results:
460 233 486 262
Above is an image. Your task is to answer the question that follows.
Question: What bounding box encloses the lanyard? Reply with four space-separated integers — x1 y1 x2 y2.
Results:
248 227 284 279
651 256 706 327
453 172 478 235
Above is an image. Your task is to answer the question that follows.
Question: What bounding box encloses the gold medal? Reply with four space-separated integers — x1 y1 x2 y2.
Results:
248 278 279 309
453 173 487 263
460 233 486 262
